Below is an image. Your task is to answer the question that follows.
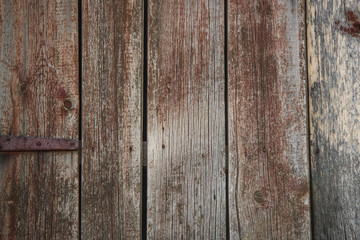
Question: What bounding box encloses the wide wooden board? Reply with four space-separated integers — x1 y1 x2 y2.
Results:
81 0 143 239
147 0 226 239
228 0 310 239
0 1 79 239
307 0 360 238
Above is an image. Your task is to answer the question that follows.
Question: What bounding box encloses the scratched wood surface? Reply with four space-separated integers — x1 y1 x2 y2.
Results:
307 0 360 238
147 0 226 239
81 0 143 239
228 0 310 239
0 1 79 239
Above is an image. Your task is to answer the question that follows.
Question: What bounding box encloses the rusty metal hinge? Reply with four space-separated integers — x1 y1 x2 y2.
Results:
0 135 79 152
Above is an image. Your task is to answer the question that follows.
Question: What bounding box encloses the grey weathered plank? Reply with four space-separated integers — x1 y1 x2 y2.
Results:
228 0 310 239
308 0 360 238
81 0 143 239
147 0 226 239
0 0 79 239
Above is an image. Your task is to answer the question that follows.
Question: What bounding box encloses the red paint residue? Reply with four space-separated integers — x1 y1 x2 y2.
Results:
337 10 360 37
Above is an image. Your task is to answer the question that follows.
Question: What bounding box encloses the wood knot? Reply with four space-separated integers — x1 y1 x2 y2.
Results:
64 99 73 109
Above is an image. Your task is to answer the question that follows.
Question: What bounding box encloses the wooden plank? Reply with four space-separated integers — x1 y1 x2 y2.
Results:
0 1 79 239
308 1 360 238
147 0 226 239
81 0 143 239
228 1 310 239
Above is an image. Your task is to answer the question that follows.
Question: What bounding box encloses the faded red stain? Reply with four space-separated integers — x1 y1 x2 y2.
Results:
336 10 360 37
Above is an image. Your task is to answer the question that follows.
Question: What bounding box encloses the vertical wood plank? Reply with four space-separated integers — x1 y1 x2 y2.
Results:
0 0 79 239
308 1 360 238
147 0 226 239
81 0 143 239
228 0 310 239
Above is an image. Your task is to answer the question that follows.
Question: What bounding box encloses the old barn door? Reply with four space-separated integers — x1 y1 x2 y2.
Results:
0 1 79 239
0 0 316 239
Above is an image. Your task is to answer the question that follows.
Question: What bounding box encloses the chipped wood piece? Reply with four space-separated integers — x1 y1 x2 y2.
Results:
228 0 310 239
0 1 79 239
147 0 226 239
81 0 143 239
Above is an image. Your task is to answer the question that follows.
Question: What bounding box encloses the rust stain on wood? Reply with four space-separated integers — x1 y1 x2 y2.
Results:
147 0 226 239
228 0 310 239
336 10 360 37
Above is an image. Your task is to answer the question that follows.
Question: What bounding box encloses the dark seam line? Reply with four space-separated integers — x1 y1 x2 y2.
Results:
142 0 149 239
78 0 82 239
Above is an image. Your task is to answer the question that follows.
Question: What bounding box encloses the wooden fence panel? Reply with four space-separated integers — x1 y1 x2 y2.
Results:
81 0 143 239
308 0 360 238
228 1 310 239
0 1 79 239
147 0 226 239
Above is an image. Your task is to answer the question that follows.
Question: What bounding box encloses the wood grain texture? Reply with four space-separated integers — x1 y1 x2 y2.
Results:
228 0 310 239
81 0 143 239
147 0 226 239
308 1 360 238
0 0 79 239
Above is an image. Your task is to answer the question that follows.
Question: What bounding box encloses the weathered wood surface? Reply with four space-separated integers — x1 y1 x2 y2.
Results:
228 0 310 239
81 0 143 239
308 1 360 238
147 0 226 239
0 0 79 239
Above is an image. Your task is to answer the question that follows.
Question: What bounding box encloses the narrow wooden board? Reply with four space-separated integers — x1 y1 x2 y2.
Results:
308 1 360 238
147 0 226 239
228 1 310 239
81 1 143 239
0 1 79 239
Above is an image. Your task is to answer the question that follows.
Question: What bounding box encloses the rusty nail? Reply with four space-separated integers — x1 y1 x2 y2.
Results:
36 142 42 146
315 148 320 154
162 144 165 149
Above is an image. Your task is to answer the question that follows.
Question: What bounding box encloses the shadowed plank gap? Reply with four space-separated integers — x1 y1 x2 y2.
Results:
228 0 310 239
147 0 226 239
81 0 143 239
0 1 79 239
308 0 360 238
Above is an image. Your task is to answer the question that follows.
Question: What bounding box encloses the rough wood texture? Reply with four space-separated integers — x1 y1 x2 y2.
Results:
308 1 360 238
0 1 79 239
147 0 226 239
228 0 310 239
81 0 143 239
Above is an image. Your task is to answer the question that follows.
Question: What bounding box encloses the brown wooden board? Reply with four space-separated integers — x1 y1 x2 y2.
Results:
307 0 360 238
0 1 79 239
147 0 226 239
228 0 310 239
81 0 143 239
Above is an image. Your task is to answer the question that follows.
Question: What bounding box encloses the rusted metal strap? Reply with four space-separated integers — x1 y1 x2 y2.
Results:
0 135 79 152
